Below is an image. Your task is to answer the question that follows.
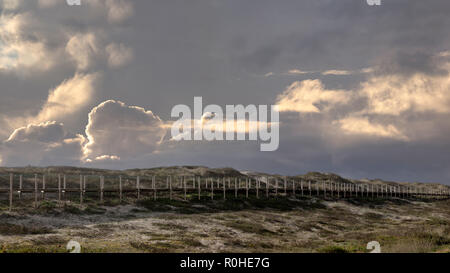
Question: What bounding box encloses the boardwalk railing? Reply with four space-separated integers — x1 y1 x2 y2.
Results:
0 173 449 211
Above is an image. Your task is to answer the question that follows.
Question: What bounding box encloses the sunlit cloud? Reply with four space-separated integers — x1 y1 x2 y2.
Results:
65 33 100 71
0 12 57 72
275 52 450 141
106 43 134 68
0 121 85 166
335 116 407 140
3 73 99 132
83 100 167 162
1 0 22 10
170 112 277 141
322 69 352 76
276 79 350 113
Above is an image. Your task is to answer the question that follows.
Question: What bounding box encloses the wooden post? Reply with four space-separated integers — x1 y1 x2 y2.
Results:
255 178 259 199
211 178 214 200
235 178 238 198
19 175 22 199
316 182 319 196
309 180 311 196
300 180 303 196
284 177 287 195
223 177 226 200
245 178 249 199
58 174 61 202
275 179 278 196
169 176 172 200
153 176 157 201
42 174 46 200
63 175 67 199
100 176 104 203
9 174 13 211
136 176 140 200
198 177 201 200
119 176 123 202
324 181 327 197
34 174 38 208
80 175 83 205
266 177 269 198
166 176 169 189
184 176 187 200
293 180 296 198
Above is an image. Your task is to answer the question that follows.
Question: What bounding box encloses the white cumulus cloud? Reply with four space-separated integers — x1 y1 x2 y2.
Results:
83 100 167 162
0 121 85 166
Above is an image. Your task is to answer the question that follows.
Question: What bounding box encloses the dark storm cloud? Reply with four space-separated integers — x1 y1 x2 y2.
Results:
374 51 449 77
2 0 450 184
222 0 450 73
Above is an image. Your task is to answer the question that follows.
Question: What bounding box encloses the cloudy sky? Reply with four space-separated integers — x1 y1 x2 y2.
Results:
1 0 450 184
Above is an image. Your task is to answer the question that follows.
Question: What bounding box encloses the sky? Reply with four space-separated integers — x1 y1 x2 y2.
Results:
1 0 450 184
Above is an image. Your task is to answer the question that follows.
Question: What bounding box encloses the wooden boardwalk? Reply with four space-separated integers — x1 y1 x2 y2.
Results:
1 173 449 211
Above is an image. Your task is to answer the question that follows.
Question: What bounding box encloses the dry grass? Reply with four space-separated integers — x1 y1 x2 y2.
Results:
0 195 449 253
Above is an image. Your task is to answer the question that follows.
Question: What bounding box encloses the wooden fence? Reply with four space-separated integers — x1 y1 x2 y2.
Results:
0 173 449 211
